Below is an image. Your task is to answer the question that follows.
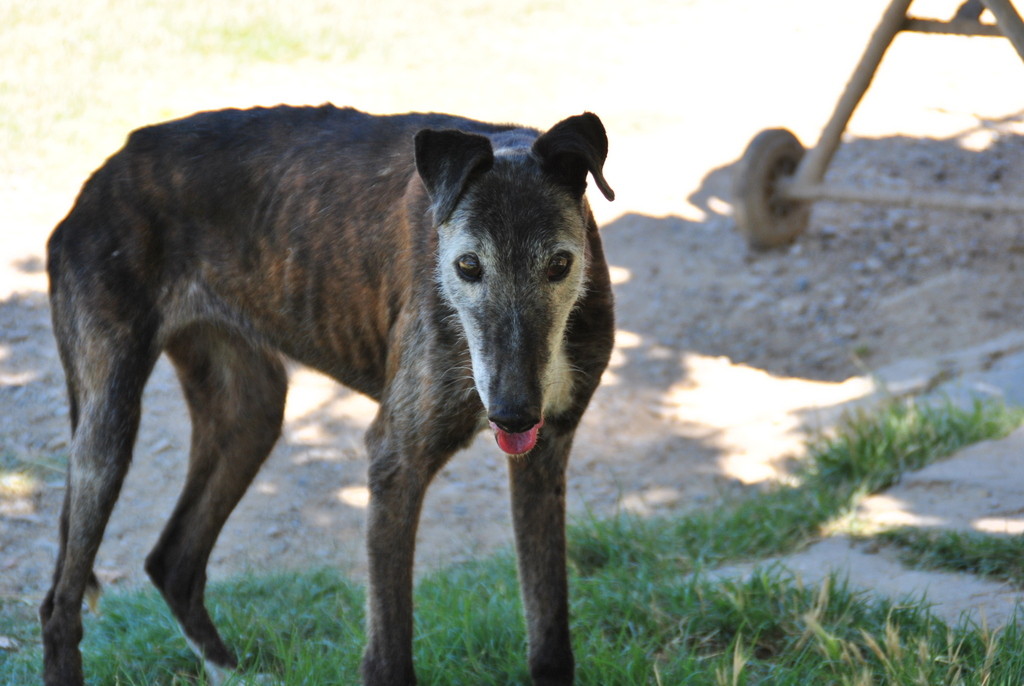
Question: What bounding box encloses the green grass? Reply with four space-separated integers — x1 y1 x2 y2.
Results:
3 398 1023 684
0 0 367 191
569 398 1024 579
802 398 1024 495
871 528 1024 589
0 448 67 478
8 564 1024 685
185 15 353 64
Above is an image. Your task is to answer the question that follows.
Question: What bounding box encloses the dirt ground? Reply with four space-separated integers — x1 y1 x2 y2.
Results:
4 0 1024 616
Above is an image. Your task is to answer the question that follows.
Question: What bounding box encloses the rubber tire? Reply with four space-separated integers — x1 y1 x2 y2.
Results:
732 128 810 249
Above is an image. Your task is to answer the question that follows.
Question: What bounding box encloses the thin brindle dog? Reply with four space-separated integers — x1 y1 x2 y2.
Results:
41 105 615 685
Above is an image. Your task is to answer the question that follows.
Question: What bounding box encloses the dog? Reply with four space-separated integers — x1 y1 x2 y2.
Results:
40 104 615 685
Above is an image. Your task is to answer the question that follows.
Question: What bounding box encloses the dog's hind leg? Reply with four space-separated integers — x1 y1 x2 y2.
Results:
508 430 576 686
145 325 287 682
40 301 160 686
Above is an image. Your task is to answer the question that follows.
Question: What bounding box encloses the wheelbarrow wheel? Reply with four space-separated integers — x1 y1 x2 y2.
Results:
732 128 810 249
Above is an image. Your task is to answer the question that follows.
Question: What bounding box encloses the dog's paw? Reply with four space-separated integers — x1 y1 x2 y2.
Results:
203 661 277 686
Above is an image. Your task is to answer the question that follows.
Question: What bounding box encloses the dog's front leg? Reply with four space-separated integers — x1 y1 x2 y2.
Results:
361 420 440 686
508 430 575 685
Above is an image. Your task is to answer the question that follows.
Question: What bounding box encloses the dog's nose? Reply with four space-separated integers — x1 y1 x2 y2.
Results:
488 409 541 435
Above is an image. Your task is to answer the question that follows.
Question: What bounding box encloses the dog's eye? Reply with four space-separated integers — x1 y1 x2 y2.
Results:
546 253 573 282
456 253 482 282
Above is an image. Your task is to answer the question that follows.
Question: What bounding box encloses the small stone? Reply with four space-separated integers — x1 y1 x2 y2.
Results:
836 324 858 338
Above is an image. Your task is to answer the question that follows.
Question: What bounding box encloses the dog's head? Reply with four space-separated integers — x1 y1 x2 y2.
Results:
415 113 614 456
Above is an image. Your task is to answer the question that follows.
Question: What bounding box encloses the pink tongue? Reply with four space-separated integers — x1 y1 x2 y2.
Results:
490 421 541 455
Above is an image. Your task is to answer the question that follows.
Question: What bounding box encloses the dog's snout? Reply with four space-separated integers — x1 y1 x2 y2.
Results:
488 408 541 435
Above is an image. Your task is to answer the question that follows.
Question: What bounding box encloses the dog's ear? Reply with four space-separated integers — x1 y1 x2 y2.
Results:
415 129 495 224
533 112 615 202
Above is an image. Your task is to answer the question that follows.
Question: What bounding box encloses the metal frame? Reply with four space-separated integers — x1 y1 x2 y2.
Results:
736 0 1024 248
784 0 1024 213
